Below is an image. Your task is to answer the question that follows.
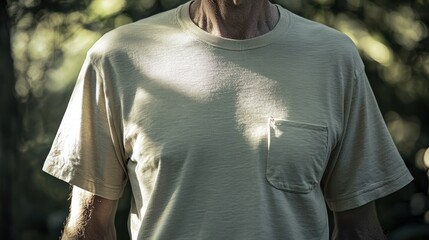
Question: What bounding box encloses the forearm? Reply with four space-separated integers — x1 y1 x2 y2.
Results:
61 217 116 240
61 186 118 240
331 225 385 240
332 202 385 240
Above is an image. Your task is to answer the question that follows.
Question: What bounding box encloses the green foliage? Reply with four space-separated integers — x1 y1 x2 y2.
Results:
2 0 428 239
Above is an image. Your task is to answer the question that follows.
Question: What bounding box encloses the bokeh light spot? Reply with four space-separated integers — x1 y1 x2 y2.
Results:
114 14 133 28
415 148 427 170
359 36 393 66
385 111 421 157
89 0 126 17
423 148 429 169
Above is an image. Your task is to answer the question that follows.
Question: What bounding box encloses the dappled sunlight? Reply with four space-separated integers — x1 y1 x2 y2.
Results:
3 0 428 239
138 48 287 148
312 10 335 26
141 46 217 102
334 15 393 66
385 6 427 50
89 0 126 18
62 26 101 55
334 14 362 44
380 61 410 85
28 25 55 61
48 26 102 93
359 35 393 66
233 68 288 148
334 10 429 105
12 10 102 97
114 14 133 27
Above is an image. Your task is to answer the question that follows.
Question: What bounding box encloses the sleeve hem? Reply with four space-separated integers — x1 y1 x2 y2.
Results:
326 169 413 212
42 158 126 200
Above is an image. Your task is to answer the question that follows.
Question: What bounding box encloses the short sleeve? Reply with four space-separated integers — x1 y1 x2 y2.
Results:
43 55 127 200
323 70 413 212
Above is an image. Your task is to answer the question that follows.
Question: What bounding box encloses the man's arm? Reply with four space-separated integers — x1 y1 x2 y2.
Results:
61 186 118 240
332 202 386 240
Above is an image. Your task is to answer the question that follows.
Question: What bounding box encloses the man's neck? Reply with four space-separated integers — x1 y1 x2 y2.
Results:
190 0 279 39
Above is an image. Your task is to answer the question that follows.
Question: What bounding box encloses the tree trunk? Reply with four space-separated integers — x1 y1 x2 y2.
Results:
0 0 19 239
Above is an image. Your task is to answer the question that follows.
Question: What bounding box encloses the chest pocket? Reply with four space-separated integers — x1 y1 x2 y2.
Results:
266 118 328 193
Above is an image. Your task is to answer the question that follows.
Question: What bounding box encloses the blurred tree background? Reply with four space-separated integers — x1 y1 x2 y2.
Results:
1 0 428 239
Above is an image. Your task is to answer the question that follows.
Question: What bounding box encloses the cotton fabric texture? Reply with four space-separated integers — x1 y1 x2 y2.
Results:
43 1 413 239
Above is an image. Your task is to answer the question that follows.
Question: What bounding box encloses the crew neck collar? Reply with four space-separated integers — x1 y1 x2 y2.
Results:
177 1 291 51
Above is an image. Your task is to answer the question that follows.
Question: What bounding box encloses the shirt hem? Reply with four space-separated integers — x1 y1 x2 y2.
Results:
326 169 413 212
42 157 126 200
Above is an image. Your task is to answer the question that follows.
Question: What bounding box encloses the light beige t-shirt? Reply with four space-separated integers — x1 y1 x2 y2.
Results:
43 2 413 239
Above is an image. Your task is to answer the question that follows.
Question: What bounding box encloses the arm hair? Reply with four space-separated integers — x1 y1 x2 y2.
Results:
61 186 118 240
